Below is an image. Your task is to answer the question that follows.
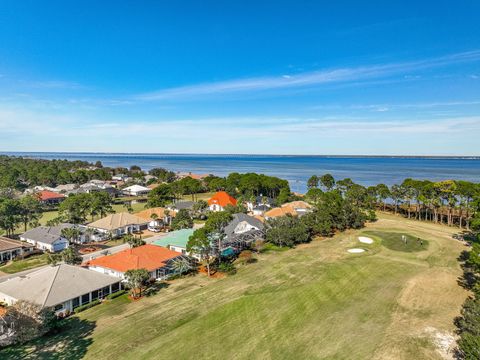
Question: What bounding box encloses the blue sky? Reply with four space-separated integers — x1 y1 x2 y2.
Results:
0 1 479 155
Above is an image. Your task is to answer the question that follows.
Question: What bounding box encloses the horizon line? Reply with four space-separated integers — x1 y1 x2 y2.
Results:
1 151 479 159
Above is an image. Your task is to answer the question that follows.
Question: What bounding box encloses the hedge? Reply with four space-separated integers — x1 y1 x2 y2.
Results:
74 299 101 314
106 290 126 300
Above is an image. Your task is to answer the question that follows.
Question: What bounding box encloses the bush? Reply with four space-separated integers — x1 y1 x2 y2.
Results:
237 250 256 265
105 290 126 300
74 300 101 314
217 262 236 275
259 243 289 253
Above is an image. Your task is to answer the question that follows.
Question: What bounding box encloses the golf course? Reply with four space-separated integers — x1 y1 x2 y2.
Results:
0 213 468 359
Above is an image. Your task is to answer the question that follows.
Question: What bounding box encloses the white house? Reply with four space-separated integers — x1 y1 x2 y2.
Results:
85 244 184 281
87 212 148 238
0 264 121 315
122 185 151 197
20 223 101 252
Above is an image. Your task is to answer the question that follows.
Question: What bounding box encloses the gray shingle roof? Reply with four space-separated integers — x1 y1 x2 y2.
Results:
21 224 83 245
0 264 120 307
171 201 195 210
223 213 264 241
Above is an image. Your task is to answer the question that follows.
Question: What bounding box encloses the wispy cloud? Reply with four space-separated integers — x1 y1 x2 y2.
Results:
133 50 480 101
19 80 85 90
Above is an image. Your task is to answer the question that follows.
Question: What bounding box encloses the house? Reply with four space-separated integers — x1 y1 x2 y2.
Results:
84 244 184 280
176 172 209 180
167 201 195 212
20 223 95 252
264 206 296 220
52 184 78 194
21 225 70 252
246 195 275 212
281 201 312 216
0 264 121 314
112 174 129 181
35 190 66 205
0 237 35 263
135 207 176 232
151 229 196 258
208 191 237 212
264 201 312 220
122 185 151 197
87 213 148 238
68 182 118 197
147 183 160 190
251 204 270 216
220 214 264 254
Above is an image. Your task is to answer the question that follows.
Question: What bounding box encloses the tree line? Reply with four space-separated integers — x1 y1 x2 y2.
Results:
148 172 291 207
307 175 480 229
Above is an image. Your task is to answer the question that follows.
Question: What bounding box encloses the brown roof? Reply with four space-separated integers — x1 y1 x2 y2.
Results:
264 206 297 218
88 212 148 231
135 207 176 220
281 201 312 209
0 236 30 252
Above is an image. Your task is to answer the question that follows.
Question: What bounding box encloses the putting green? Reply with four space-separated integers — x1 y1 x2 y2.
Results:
364 231 428 252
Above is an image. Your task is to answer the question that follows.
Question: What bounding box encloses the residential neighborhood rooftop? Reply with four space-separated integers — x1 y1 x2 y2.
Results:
151 229 194 249
0 264 119 308
84 244 180 272
208 191 237 208
135 207 175 221
0 237 29 252
35 190 65 201
88 213 148 231
21 224 82 245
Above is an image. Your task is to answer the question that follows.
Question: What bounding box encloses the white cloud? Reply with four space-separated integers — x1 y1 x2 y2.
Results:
133 50 480 101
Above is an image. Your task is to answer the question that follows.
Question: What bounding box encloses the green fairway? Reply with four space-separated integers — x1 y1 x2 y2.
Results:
0 214 468 359
364 231 429 252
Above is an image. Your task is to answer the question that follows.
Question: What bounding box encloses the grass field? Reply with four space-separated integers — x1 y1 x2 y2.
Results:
0 213 468 359
0 254 49 274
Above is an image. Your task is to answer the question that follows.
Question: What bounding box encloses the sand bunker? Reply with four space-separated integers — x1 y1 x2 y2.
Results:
358 236 374 244
347 248 365 253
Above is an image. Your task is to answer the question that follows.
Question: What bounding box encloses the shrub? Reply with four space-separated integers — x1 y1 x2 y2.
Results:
237 250 256 265
105 290 126 300
217 262 236 275
74 300 101 314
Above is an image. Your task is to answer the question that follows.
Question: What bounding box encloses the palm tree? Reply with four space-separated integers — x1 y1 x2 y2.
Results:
170 257 192 275
124 269 150 298
61 227 81 245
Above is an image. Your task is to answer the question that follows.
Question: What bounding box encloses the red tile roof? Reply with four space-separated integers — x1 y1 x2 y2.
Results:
84 244 180 272
36 190 65 201
208 191 237 208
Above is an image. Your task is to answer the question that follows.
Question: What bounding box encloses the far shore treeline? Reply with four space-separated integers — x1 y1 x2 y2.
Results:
0 155 480 236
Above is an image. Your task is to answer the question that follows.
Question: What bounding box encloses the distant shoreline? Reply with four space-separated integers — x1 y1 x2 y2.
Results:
1 151 479 160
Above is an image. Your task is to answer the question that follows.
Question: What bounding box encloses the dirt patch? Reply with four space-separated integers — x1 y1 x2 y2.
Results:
423 326 456 359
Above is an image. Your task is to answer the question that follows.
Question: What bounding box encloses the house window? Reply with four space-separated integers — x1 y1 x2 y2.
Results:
72 297 80 308
91 290 99 300
54 304 63 311
81 293 90 304
111 282 120 292
101 286 110 297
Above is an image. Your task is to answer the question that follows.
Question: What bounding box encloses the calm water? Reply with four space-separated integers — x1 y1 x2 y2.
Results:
2 152 480 193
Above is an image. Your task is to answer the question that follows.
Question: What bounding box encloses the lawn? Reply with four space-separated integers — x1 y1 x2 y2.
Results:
0 254 49 274
0 213 468 359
